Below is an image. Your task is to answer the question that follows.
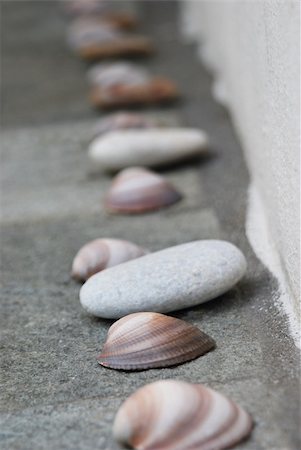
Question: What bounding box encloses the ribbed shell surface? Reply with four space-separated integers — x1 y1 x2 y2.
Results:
98 312 215 370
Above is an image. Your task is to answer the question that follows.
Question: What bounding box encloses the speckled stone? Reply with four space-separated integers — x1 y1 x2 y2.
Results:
80 240 247 318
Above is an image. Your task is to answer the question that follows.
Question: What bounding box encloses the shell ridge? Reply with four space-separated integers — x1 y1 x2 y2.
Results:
149 384 212 450
102 327 214 357
99 346 213 370
105 313 158 343
102 320 180 351
103 314 179 348
198 402 252 450
105 314 207 345
181 387 237 449
101 333 213 361
98 313 215 370
129 386 161 449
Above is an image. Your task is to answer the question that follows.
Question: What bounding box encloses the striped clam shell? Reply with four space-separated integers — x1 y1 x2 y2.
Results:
87 62 151 88
113 380 253 450
71 238 148 282
97 312 215 370
105 167 182 213
93 112 159 138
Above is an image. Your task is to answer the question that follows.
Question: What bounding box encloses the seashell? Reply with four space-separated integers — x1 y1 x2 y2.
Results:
104 167 182 214
67 20 123 50
92 112 161 138
62 0 138 29
88 128 208 171
90 78 178 109
70 26 153 60
113 380 253 450
62 0 109 17
87 62 151 88
96 13 137 31
71 238 148 282
80 240 247 319
87 62 177 108
97 312 215 370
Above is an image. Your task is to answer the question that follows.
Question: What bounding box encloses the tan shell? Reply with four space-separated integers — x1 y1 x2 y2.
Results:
71 238 148 282
79 36 153 61
87 63 177 108
105 167 182 214
98 13 137 31
98 312 215 370
90 78 178 108
113 380 253 450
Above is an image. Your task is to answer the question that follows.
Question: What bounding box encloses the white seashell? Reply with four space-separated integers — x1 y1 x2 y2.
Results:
67 24 152 60
113 380 253 450
80 240 247 319
98 312 215 370
71 238 148 282
88 128 208 171
87 62 151 88
93 112 160 138
105 167 182 214
67 20 122 50
62 1 138 31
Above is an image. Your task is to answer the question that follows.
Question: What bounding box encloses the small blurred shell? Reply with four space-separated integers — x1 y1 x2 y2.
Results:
67 21 122 50
71 238 148 282
86 63 178 108
77 36 153 61
62 1 138 30
90 78 178 109
105 167 182 214
98 312 215 370
92 112 161 138
113 380 253 450
62 0 109 17
87 62 151 87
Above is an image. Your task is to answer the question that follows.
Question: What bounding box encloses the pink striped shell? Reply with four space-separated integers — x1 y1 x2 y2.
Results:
105 167 182 214
71 238 148 282
114 380 253 450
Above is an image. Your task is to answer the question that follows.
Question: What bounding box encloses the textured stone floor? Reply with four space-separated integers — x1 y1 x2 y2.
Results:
1 2 300 450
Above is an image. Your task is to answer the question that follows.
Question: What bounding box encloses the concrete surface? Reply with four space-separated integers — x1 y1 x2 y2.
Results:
1 1 300 450
181 0 300 316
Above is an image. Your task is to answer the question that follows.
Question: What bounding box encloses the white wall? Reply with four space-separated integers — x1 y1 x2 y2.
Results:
181 1 300 322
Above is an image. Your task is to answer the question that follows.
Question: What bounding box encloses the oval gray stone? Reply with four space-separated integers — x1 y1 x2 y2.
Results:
88 128 208 171
79 240 247 318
